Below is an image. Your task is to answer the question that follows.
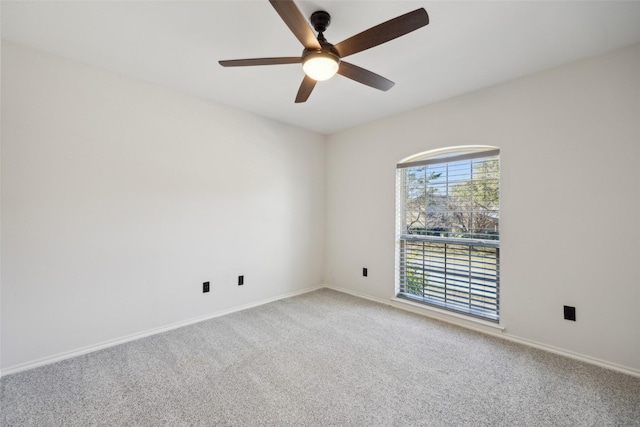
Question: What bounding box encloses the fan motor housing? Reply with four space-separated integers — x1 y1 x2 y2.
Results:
302 48 340 63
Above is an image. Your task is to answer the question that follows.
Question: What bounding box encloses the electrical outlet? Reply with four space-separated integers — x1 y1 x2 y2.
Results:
238 275 244 286
363 268 368 277
203 282 210 293
564 305 576 321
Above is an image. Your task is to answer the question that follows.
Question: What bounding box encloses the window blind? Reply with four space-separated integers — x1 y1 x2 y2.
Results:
397 149 500 321
399 238 499 321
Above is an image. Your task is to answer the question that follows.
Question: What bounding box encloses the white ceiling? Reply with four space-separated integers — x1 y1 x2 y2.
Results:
3 1 640 134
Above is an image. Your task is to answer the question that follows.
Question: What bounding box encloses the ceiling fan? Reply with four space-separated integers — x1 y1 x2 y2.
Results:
219 0 429 103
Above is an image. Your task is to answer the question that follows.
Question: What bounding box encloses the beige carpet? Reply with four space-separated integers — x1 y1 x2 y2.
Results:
2 289 639 426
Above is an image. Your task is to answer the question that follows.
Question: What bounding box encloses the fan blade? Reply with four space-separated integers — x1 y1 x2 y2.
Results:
269 0 321 50
219 57 301 67
337 61 394 91
334 8 429 58
295 75 317 103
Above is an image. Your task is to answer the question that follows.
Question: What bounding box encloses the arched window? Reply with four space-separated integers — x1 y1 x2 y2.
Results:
396 146 500 322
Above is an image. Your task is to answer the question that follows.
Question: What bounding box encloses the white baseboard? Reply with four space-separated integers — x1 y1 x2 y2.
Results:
1 285 324 377
4 284 639 379
325 285 640 378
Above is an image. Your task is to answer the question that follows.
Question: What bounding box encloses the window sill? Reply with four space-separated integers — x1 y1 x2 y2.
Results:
390 297 506 332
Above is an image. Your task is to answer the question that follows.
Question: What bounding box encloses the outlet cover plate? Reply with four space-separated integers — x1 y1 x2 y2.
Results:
564 305 576 321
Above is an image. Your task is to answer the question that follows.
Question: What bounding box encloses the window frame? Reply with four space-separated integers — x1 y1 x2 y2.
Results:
396 147 500 322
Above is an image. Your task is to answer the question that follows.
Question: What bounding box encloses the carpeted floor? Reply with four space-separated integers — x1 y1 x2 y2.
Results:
1 289 639 426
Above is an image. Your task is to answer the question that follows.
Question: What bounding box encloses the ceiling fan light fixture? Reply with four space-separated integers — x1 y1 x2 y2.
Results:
220 2 429 103
302 52 339 81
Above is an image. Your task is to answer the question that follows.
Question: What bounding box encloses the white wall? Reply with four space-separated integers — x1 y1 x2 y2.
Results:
326 43 640 372
1 42 326 371
3 39 640 376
